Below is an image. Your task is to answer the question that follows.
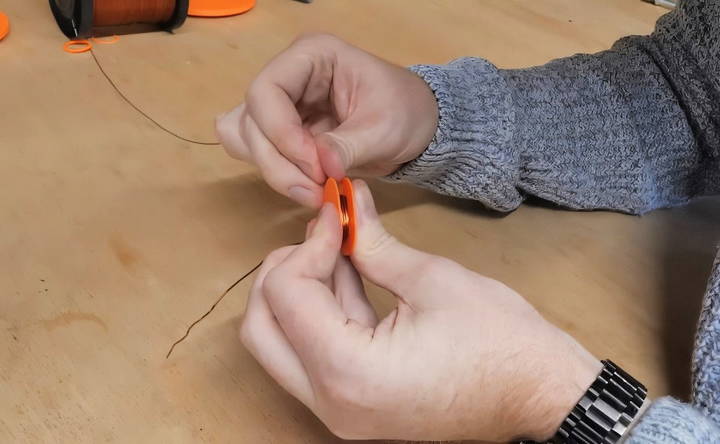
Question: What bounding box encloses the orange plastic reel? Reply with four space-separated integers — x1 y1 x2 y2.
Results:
0 11 9 41
323 178 356 256
188 0 256 17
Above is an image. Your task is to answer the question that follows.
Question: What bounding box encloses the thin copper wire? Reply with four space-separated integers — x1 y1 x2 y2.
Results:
339 195 350 242
93 0 176 27
89 49 220 145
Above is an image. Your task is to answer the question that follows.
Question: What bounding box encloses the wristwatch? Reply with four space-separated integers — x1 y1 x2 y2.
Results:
523 359 647 444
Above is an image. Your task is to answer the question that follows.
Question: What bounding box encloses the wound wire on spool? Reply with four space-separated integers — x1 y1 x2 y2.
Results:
93 0 175 27
49 0 189 38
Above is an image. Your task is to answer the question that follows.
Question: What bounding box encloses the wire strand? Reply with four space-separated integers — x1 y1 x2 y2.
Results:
90 49 221 146
165 260 264 359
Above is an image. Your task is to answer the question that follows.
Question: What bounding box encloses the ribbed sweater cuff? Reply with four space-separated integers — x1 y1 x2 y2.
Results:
627 397 720 443
385 59 522 212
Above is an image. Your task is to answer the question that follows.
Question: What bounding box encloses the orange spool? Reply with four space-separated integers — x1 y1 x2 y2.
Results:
0 11 9 41
323 178 356 256
93 0 175 26
49 0 188 38
189 0 255 17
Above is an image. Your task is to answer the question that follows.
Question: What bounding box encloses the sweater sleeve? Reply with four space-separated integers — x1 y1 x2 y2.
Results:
387 0 720 214
627 397 720 443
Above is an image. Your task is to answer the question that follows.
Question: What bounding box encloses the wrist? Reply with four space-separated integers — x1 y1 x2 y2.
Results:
519 338 603 441
526 357 648 444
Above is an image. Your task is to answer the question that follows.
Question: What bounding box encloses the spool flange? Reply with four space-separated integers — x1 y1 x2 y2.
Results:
323 178 357 256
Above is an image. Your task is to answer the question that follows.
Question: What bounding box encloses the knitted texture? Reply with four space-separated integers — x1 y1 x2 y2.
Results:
390 59 521 211
386 0 720 441
692 255 720 423
389 0 720 213
628 397 720 443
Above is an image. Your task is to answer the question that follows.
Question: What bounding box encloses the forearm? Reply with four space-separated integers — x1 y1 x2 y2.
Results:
388 1 720 214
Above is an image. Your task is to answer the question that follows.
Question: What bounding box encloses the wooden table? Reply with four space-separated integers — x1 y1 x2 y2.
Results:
2 0 719 442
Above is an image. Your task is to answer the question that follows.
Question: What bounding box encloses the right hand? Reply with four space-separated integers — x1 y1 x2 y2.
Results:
215 33 439 208
240 180 602 442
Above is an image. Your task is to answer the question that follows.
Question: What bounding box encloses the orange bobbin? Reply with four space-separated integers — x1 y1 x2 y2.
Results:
323 178 356 256
0 11 9 41
63 39 92 53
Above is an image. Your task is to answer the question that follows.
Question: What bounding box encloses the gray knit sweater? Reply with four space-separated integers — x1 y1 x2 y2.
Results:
389 0 720 442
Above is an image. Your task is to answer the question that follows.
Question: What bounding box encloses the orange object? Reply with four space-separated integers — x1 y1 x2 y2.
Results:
91 35 120 44
63 40 93 53
188 0 255 17
0 11 9 41
50 0 187 39
323 178 356 256
93 0 176 27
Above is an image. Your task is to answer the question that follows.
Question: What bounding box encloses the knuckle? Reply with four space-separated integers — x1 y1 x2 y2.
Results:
261 266 289 300
259 167 290 195
321 132 353 162
263 246 295 268
245 79 264 106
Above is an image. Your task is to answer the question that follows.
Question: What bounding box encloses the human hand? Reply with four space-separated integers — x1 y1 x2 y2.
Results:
240 180 601 442
216 34 438 208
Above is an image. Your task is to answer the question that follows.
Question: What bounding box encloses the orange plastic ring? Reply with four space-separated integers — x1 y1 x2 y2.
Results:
323 177 356 256
63 39 92 53
91 35 120 44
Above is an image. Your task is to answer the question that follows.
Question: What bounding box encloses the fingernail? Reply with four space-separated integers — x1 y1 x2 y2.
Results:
288 186 319 208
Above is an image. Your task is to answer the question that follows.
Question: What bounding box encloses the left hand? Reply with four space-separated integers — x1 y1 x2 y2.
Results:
215 34 439 208
240 180 601 442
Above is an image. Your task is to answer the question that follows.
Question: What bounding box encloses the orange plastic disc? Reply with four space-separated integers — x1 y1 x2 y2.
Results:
91 35 120 45
0 12 9 41
189 0 256 17
323 178 356 256
63 40 92 53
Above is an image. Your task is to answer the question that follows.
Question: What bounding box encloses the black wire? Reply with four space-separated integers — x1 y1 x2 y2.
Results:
166 260 264 359
85 47 276 358
90 49 221 146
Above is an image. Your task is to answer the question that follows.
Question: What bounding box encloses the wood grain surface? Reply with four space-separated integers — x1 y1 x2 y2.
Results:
2 0 719 442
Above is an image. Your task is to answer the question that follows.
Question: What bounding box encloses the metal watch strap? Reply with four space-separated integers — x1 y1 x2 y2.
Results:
549 359 647 444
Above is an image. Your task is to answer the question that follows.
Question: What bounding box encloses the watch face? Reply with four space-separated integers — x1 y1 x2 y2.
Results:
53 0 76 17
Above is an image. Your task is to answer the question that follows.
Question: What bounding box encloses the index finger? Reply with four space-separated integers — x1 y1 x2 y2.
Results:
245 38 334 183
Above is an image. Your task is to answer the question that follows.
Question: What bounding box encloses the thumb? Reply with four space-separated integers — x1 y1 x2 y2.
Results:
283 203 342 279
263 204 351 360
315 119 379 179
350 180 437 306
